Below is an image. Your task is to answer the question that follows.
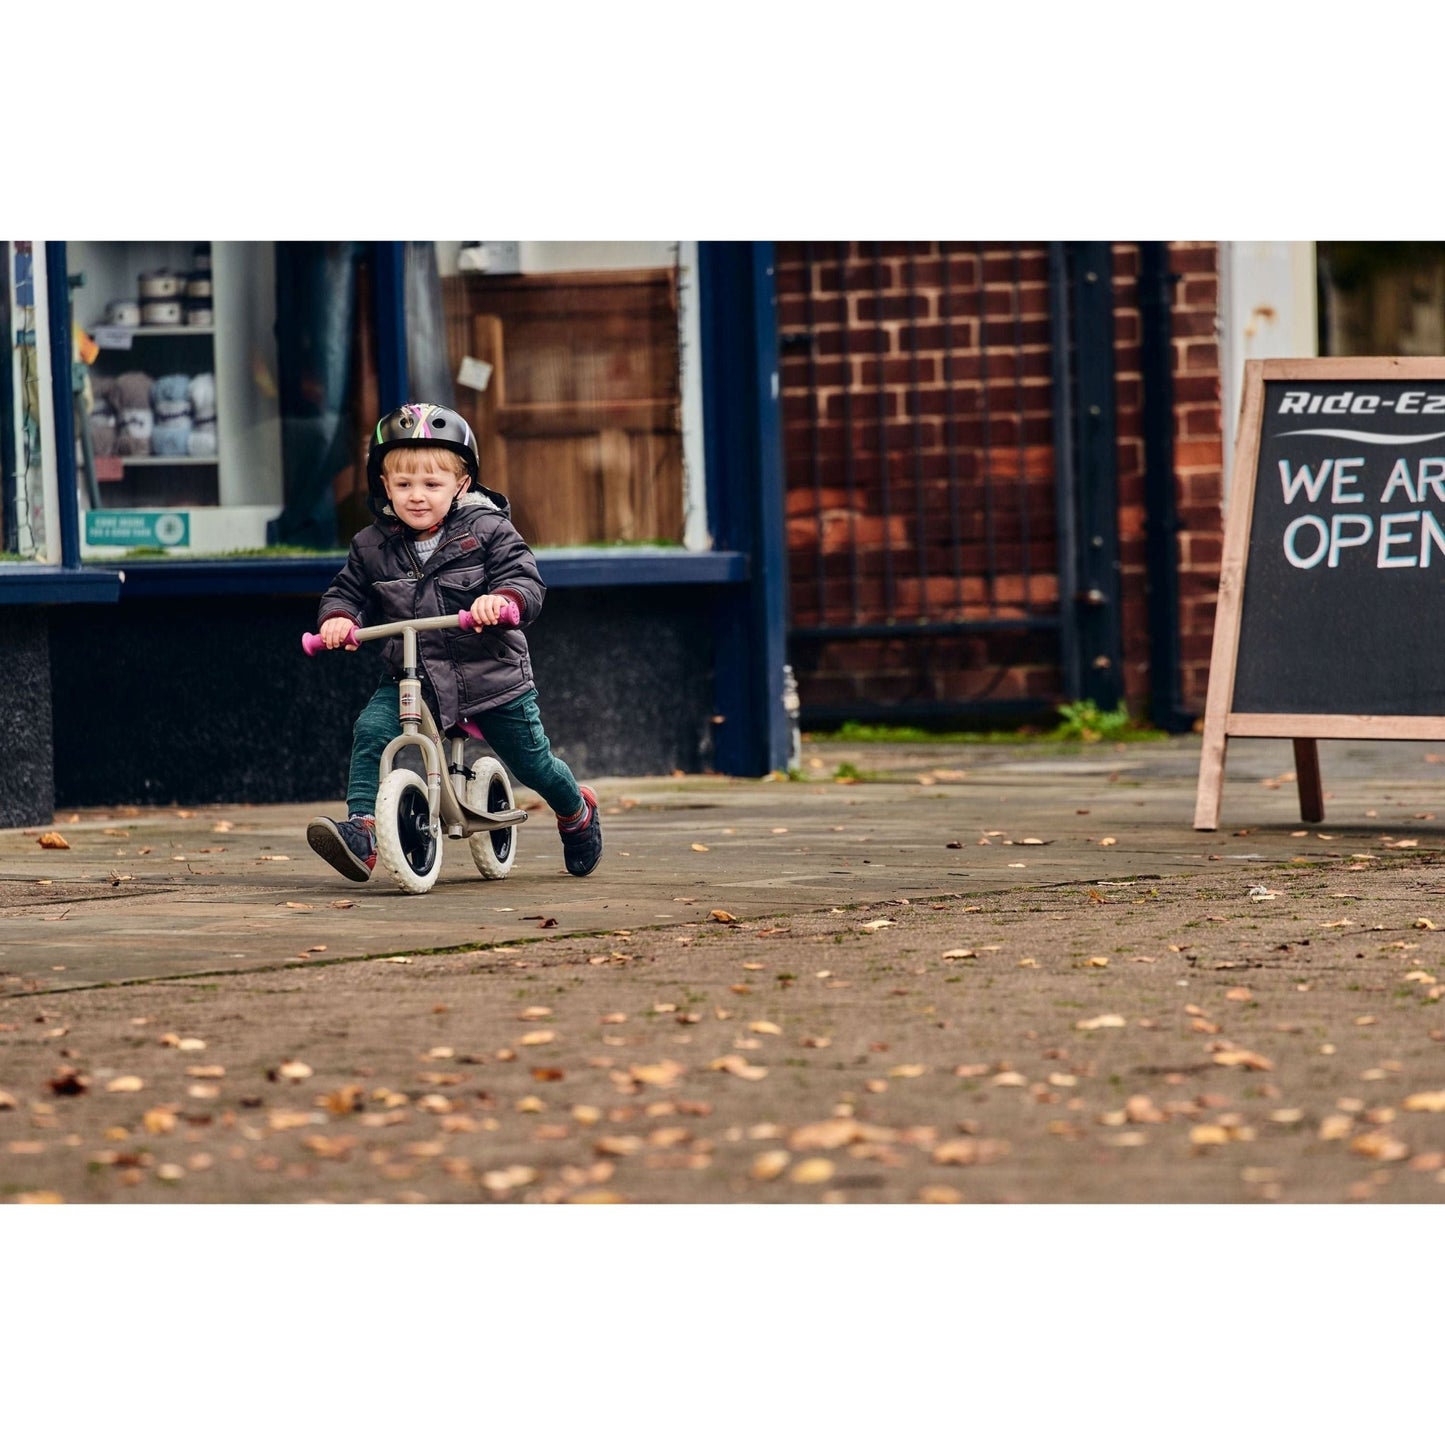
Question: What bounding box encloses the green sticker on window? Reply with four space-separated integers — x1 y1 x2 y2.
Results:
85 511 190 547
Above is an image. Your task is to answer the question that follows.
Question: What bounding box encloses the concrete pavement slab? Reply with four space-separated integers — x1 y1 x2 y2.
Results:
3 737 1444 993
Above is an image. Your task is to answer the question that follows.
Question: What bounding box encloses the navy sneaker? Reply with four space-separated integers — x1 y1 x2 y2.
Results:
559 786 602 877
307 814 377 882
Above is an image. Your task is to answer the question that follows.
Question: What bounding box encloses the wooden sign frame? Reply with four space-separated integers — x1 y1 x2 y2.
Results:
1194 356 1445 831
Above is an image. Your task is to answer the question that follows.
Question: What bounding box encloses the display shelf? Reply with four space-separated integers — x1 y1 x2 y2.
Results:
118 456 219 467
94 325 215 347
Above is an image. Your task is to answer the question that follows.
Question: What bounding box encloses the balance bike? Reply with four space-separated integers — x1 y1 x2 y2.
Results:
302 605 529 894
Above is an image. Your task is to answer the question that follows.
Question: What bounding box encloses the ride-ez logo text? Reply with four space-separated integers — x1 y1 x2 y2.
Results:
1278 390 1445 415
1271 392 1445 570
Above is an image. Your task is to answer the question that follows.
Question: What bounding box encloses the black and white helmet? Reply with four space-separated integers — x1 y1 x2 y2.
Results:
366 402 479 506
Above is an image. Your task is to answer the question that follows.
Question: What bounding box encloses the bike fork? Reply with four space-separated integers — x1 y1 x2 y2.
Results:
380 625 444 824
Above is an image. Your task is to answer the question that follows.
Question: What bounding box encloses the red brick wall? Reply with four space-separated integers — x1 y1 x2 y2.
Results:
775 241 1224 725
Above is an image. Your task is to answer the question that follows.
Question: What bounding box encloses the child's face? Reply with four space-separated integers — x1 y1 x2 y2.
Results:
383 456 467 530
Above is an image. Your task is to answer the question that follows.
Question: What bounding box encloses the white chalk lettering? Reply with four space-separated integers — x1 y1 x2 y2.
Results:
1330 457 1365 503
1423 511 1445 567
1400 391 1423 414
1279 392 1309 414
1284 515 1329 568
1328 513 1373 567
1378 511 1419 568
1420 458 1445 502
1351 394 1380 414
1279 458 1333 505
1321 392 1352 413
1381 458 1417 505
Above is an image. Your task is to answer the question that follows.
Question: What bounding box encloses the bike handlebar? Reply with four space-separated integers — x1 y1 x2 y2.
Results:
302 601 521 657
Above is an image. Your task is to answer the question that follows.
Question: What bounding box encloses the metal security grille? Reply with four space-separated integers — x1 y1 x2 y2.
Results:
777 241 1074 725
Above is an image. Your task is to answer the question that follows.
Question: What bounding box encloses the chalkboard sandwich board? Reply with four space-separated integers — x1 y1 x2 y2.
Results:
1195 357 1445 830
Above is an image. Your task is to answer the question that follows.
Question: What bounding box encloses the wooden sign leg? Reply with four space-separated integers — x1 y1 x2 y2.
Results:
1193 724 1228 831
1292 738 1324 824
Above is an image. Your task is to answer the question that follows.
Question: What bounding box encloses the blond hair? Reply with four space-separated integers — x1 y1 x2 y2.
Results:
381 445 470 482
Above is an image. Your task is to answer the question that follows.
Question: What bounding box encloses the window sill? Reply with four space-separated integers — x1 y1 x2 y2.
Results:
0 565 125 605
83 548 749 598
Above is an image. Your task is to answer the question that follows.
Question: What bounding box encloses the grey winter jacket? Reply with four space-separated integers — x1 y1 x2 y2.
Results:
317 491 546 731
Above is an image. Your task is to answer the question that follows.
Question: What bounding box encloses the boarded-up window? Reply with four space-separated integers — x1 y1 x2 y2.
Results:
441 267 684 547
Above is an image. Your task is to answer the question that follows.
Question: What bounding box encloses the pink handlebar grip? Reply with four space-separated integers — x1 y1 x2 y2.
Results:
457 600 521 630
301 625 358 655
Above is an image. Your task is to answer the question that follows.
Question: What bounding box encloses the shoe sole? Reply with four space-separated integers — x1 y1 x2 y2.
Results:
306 820 373 882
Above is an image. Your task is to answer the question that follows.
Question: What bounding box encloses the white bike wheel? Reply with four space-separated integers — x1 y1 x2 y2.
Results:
376 770 443 894
466 756 519 880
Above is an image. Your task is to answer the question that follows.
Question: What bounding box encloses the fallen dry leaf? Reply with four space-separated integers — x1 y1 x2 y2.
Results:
267 1109 316 1131
789 1157 835 1184
748 1020 782 1036
518 1030 556 1046
691 843 710 853
483 1165 539 1191
106 1076 145 1093
37 833 70 850
1402 1091 1445 1112
276 1059 313 1081
709 909 736 923
594 1136 644 1157
859 919 896 932
630 1060 686 1087
48 1068 89 1096
710 1055 768 1081
1350 1132 1410 1162
941 948 977 960
1213 1050 1274 1071
1076 1014 1127 1030
750 1150 790 1181
932 1139 981 1165
789 1119 860 1151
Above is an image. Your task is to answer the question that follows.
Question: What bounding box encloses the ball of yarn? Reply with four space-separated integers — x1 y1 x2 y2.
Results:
189 372 216 422
151 416 194 457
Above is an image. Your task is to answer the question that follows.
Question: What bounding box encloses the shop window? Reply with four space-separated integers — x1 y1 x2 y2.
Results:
65 241 399 560
68 241 286 558
1317 242 1445 357
435 242 702 548
52 241 705 560
2 242 47 561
